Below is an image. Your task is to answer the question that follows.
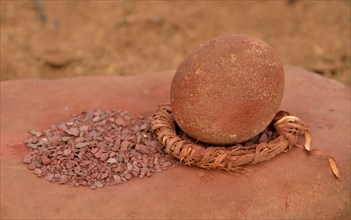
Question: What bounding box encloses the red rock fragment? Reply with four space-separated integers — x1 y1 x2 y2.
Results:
46 174 54 182
66 160 76 169
135 144 149 153
139 167 149 178
94 150 102 158
49 135 61 146
37 138 49 147
115 118 126 126
91 181 103 189
107 158 117 164
41 155 51 165
79 180 88 186
113 175 123 184
33 168 43 175
83 160 92 165
63 149 71 156
120 141 130 151
131 166 140 177
27 162 37 170
136 133 142 144
30 130 42 137
79 125 89 133
139 124 148 131
65 127 80 137
62 136 71 142
154 164 161 172
59 175 68 184
23 154 32 164
90 148 98 154
101 172 109 179
78 152 85 160
124 173 132 180
41 166 48 173
99 153 109 161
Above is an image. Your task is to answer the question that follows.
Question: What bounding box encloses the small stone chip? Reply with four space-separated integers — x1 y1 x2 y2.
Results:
33 168 42 175
140 124 148 131
65 128 80 136
63 149 71 156
120 141 130 151
107 158 117 164
139 167 149 178
27 162 37 170
41 155 51 165
30 130 42 137
37 138 49 147
115 118 126 126
135 144 148 153
90 148 99 154
124 173 132 180
23 154 32 164
99 153 109 161
46 174 54 182
113 175 123 184
91 181 103 189
59 175 68 184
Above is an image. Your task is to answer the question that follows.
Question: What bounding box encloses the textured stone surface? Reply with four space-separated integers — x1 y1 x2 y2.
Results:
171 35 284 144
1 67 350 219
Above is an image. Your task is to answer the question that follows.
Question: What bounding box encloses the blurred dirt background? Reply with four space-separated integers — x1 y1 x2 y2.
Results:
1 1 350 85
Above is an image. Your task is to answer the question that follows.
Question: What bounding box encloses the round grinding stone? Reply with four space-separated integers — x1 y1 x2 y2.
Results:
170 34 284 145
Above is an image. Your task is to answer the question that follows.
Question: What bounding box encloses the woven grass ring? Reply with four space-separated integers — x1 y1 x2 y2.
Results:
151 104 340 177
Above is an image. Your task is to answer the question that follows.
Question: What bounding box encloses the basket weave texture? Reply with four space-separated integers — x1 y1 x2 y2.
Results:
151 104 340 177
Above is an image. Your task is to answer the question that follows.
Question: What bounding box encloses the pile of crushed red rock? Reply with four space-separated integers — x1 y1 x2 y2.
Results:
23 109 178 189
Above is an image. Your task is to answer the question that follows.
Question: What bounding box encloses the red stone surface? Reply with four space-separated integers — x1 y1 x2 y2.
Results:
1 67 350 219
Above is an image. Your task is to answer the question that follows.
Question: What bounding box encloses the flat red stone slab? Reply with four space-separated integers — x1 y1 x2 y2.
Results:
1 67 350 219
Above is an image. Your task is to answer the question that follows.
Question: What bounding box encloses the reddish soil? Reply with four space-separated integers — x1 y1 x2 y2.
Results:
1 1 350 85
